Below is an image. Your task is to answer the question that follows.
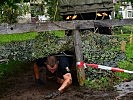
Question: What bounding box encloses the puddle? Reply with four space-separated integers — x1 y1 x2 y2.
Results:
114 80 133 99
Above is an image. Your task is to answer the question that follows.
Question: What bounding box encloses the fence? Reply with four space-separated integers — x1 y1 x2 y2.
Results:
0 19 133 86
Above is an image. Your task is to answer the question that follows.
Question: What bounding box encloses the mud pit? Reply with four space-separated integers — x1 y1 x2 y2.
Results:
0 63 133 100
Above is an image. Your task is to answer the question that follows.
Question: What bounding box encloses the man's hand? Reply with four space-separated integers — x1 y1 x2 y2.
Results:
45 90 61 99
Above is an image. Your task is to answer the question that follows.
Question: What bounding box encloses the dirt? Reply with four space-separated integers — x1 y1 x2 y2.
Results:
114 80 133 100
0 63 133 100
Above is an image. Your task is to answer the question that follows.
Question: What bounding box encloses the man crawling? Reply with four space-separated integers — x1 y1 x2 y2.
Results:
33 54 72 99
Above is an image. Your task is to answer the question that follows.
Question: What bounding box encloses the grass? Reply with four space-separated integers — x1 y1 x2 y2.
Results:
115 42 133 81
113 25 133 35
0 32 38 43
50 30 65 37
0 30 65 43
85 76 114 90
123 25 133 32
125 44 133 59
116 61 133 81
116 33 132 37
114 32 133 83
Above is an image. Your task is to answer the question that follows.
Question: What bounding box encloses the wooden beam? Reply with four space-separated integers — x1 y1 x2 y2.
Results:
95 19 133 27
73 29 86 86
0 19 133 34
0 22 75 34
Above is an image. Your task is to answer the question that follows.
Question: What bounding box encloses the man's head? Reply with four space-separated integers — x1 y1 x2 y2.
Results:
46 56 58 73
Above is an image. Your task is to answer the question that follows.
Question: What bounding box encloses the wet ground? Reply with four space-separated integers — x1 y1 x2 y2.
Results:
0 64 133 100
114 81 133 100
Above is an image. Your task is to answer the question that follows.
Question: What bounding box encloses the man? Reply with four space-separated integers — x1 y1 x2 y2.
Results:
33 54 72 99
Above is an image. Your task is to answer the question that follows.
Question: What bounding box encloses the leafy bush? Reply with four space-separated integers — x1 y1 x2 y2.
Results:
83 32 133 89
112 25 133 35
0 3 19 24
32 31 73 58
0 1 30 24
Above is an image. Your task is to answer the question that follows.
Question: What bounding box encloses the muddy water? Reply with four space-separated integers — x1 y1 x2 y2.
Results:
114 81 133 100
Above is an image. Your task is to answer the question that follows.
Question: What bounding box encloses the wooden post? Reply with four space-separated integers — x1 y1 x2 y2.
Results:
121 40 126 52
73 29 86 86
129 34 132 44
121 29 123 34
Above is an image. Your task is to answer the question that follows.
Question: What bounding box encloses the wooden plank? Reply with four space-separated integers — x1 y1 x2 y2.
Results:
73 30 86 86
0 19 133 34
0 20 95 34
0 22 75 34
95 19 133 27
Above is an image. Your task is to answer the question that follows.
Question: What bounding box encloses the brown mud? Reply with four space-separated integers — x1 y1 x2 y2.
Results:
0 63 133 100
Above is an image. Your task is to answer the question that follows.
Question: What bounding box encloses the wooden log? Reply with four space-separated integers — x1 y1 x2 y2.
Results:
73 29 86 86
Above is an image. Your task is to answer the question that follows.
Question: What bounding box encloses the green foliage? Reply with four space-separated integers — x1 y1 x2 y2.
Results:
106 29 133 82
84 32 133 89
0 32 38 43
0 31 69 61
45 0 62 21
123 25 133 32
85 76 114 90
0 0 30 24
0 0 30 5
32 31 72 58
116 60 133 81
114 0 133 19
0 30 65 43
125 44 133 59
17 2 30 16
114 2 123 19
113 26 133 35
115 40 133 81
0 2 19 24
50 30 65 37
31 3 45 17
125 0 133 3
82 33 123 66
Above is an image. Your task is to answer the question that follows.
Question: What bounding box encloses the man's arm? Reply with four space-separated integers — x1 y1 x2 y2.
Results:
58 73 72 93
